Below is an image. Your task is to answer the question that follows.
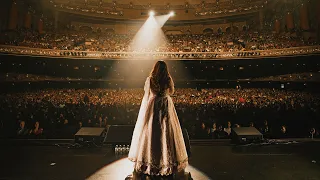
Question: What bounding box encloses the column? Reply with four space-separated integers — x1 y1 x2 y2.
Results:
299 3 309 30
317 1 320 41
230 22 234 32
318 1 320 23
38 18 43 33
274 19 281 33
286 11 294 30
8 0 18 29
24 11 31 29
259 10 264 30
54 11 59 29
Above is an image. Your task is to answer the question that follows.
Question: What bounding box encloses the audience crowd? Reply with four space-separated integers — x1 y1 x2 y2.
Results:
253 73 320 82
0 73 81 82
2 73 320 82
1 88 319 139
1 28 318 53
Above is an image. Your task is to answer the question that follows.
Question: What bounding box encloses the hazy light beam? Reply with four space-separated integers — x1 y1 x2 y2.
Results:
154 14 171 28
130 15 169 52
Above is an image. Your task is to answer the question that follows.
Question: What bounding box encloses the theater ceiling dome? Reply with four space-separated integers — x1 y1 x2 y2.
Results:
46 0 269 21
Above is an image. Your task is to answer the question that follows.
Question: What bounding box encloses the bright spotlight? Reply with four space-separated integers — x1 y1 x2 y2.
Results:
169 11 175 17
149 11 155 16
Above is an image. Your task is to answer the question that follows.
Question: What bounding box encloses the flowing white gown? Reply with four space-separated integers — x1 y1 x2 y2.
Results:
128 77 188 176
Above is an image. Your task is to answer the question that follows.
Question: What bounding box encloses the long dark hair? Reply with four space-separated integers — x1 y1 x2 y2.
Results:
149 60 174 95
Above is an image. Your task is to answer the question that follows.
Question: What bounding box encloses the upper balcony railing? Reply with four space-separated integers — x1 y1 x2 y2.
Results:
0 45 320 60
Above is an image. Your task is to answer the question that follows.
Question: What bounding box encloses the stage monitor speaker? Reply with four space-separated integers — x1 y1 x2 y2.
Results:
74 127 106 145
232 127 263 144
105 125 134 145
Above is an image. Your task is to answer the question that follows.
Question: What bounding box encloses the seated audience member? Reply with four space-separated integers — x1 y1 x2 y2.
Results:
209 122 217 139
29 121 43 137
86 119 93 127
61 119 73 138
97 116 103 127
197 122 209 139
103 116 108 127
17 121 28 137
260 120 270 138
309 128 319 138
216 125 228 139
278 125 288 138
224 121 232 137
78 121 83 131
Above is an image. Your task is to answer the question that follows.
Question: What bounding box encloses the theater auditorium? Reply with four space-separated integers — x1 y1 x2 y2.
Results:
1 0 320 179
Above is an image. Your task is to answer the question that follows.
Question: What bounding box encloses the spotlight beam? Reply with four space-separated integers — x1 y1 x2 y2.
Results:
149 11 155 16
130 15 169 52
154 14 171 27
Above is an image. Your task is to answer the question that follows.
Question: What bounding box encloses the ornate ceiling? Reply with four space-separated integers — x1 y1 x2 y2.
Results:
50 0 267 9
44 0 269 20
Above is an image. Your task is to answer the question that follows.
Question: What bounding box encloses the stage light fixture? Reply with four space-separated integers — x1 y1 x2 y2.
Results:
149 11 155 16
169 11 175 16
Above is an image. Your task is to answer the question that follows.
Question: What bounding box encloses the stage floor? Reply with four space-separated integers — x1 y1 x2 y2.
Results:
1 140 320 180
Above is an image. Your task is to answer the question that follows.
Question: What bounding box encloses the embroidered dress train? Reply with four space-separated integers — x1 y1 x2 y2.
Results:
128 61 188 176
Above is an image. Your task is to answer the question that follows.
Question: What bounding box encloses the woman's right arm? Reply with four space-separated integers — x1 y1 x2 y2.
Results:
144 77 150 92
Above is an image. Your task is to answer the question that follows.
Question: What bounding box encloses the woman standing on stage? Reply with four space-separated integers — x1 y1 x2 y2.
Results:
128 60 188 177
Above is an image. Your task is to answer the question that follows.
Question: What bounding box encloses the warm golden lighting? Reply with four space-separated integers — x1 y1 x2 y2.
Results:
129 15 169 52
108 13 190 88
87 158 211 180
149 10 155 16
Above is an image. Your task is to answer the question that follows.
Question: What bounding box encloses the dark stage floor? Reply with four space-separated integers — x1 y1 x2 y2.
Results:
1 139 320 180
